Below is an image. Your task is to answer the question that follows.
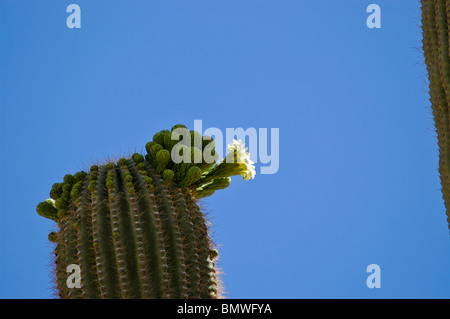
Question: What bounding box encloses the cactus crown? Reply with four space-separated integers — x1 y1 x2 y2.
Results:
36 124 254 299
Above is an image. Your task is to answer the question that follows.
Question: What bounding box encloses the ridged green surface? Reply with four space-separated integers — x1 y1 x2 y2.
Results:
421 0 450 228
47 160 218 299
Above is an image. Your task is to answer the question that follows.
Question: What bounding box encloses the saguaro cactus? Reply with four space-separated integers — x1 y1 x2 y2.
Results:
421 0 450 228
36 124 255 299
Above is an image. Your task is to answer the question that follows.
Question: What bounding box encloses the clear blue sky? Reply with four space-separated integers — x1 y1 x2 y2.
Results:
1 0 449 299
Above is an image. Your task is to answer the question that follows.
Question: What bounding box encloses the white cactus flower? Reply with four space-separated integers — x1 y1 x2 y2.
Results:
226 139 256 180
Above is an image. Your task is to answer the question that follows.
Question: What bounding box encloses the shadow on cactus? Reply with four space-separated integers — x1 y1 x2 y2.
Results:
36 124 255 299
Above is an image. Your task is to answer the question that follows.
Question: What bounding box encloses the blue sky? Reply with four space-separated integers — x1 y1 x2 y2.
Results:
1 0 449 298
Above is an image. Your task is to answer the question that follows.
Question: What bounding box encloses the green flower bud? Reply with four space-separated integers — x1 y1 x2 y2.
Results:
62 183 72 193
145 141 157 154
50 183 63 200
36 199 58 221
204 177 231 191
179 166 202 188
163 131 180 151
171 124 187 132
137 162 146 170
156 149 170 166
54 198 65 210
132 153 144 163
156 149 171 174
63 174 74 185
163 169 175 185
48 232 58 243
70 181 84 198
196 189 216 198
149 144 164 159
152 131 166 146
74 171 87 182
118 158 128 166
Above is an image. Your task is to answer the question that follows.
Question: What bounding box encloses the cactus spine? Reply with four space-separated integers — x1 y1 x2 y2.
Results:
421 0 450 228
37 124 255 299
